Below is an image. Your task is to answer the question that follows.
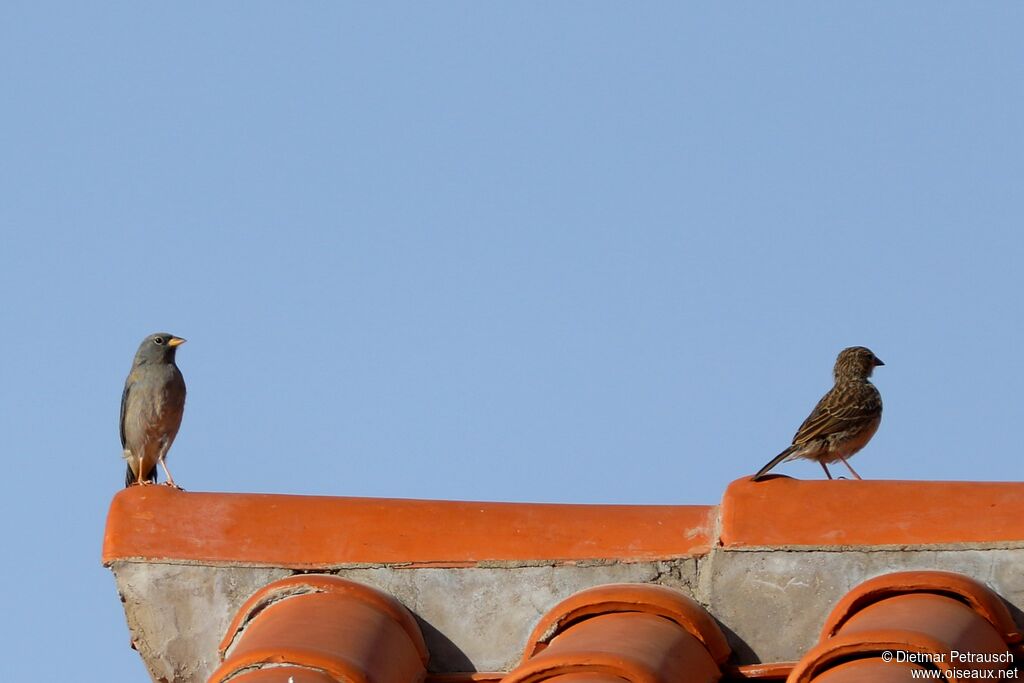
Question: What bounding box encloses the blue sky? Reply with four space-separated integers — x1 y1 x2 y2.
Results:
2 3 1022 680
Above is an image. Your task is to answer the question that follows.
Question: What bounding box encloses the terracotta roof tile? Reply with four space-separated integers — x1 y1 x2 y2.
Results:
101 484 1024 681
819 570 1022 645
721 477 1024 547
733 663 792 680
103 486 715 567
521 583 730 666
226 667 339 683
506 613 721 683
788 571 1019 682
804 659 928 683
218 575 429 663
504 584 728 683
209 576 427 683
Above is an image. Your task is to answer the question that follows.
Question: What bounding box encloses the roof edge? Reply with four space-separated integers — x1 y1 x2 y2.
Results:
102 486 716 566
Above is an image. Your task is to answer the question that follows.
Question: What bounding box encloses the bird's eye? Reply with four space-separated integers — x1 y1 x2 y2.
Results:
154 337 164 345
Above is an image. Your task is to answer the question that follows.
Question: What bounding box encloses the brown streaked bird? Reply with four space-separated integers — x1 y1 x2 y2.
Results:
752 346 884 481
120 332 187 487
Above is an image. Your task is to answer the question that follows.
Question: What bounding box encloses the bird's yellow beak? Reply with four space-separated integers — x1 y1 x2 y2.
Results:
168 337 187 347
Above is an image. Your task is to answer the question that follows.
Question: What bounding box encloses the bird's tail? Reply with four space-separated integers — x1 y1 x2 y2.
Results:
752 446 797 481
125 463 157 488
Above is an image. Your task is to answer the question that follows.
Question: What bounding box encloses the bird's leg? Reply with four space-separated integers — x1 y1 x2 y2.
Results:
159 457 182 489
837 455 862 480
819 461 834 480
155 438 183 489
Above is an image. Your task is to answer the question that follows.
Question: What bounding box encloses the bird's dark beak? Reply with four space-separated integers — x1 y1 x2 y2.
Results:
168 337 186 347
874 357 884 366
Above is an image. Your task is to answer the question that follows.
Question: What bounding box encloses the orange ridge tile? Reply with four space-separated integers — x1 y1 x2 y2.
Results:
505 612 721 683
218 574 429 662
820 571 1022 646
787 630 967 683
800 659 929 683
521 583 730 665
211 645 385 683
226 666 339 683
427 674 505 683
520 675 624 683
731 663 795 680
835 595 1011 670
209 576 427 683
721 477 1024 548
103 487 716 567
789 570 1019 682
430 667 793 682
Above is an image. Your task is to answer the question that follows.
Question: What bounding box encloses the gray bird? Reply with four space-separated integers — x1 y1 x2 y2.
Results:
120 332 187 487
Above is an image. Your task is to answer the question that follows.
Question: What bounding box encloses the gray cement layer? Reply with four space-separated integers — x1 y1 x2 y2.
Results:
340 560 699 672
111 563 291 683
702 548 1024 663
109 548 1024 683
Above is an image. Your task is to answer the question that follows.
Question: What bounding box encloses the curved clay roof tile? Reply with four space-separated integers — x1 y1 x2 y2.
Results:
789 571 1018 683
522 583 730 665
209 576 427 683
820 570 1021 646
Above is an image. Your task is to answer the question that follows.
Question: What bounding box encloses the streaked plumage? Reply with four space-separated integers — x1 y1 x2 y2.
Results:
120 332 187 487
752 346 884 481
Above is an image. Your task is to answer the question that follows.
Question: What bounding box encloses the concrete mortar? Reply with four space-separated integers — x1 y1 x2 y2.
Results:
110 548 1024 682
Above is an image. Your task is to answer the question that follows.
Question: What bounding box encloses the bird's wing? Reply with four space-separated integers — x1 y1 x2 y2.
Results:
792 383 880 445
119 373 133 449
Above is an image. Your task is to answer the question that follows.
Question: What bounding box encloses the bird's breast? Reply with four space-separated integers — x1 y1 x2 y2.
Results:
832 415 881 459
